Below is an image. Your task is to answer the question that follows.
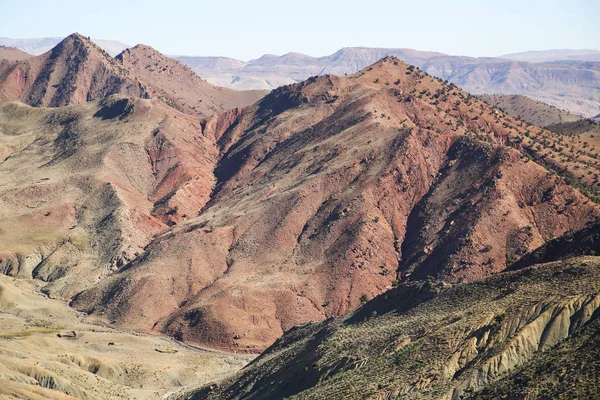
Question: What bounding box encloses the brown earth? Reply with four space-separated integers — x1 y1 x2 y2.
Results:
0 45 33 61
475 95 600 201
177 48 600 118
0 274 251 400
4 35 600 400
0 34 145 107
68 57 599 352
0 96 221 299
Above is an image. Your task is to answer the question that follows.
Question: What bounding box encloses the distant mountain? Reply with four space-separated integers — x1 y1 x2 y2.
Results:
176 47 600 117
0 36 130 56
500 49 600 62
478 94 584 127
175 47 449 90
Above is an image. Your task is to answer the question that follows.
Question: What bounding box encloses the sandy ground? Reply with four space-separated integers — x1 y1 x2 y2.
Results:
0 274 252 399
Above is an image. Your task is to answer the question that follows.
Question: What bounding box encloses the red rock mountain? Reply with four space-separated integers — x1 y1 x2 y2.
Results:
68 57 599 352
0 96 222 298
0 33 145 107
0 33 265 115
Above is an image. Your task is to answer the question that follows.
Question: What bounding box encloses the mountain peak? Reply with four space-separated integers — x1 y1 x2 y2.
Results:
0 33 144 107
58 32 99 49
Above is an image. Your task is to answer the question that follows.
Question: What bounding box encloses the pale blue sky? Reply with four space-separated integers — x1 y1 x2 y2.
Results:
1 0 598 60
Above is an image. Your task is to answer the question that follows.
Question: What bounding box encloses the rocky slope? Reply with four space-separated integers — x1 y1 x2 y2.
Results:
69 57 599 352
468 315 600 400
172 257 600 400
0 95 220 298
116 45 267 116
0 33 145 107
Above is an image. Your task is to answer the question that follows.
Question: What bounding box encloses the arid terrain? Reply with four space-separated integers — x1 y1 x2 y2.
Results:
5 37 600 117
478 94 584 127
5 53 595 353
0 273 251 400
0 34 265 113
0 45 32 61
1 32 600 400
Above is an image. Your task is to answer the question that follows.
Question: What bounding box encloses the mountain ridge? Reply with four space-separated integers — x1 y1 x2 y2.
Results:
67 57 599 352
0 33 266 115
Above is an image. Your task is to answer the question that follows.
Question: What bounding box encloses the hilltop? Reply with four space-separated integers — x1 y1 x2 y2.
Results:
0 36 130 56
0 45 33 61
0 33 144 107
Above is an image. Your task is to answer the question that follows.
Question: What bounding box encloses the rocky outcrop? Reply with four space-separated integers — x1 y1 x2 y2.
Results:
447 292 600 399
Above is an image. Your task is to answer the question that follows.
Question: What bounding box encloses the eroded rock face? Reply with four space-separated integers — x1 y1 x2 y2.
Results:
175 258 600 400
70 57 599 352
447 292 600 399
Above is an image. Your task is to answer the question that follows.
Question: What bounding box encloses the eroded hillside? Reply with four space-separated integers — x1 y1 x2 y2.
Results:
69 57 599 352
0 97 219 298
174 257 600 400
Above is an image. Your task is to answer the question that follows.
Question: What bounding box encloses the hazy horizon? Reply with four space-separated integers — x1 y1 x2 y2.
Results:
2 0 599 61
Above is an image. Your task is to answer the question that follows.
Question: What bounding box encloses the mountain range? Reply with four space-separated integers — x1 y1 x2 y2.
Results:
3 37 600 117
1 33 600 399
175 47 600 118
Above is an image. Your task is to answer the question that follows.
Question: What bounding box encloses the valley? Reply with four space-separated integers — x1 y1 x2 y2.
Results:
0 27 599 400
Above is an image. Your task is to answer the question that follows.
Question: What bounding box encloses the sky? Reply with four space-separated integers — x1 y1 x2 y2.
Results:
1 0 599 61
